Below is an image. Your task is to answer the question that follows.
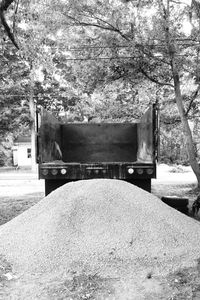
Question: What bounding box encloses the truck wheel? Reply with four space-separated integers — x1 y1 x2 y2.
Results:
125 179 151 193
175 206 189 215
45 179 73 196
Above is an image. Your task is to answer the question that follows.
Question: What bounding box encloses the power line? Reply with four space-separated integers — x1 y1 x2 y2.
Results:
0 54 195 67
0 55 151 64
0 95 64 97
2 41 198 52
43 42 200 51
54 56 140 61
30 54 197 61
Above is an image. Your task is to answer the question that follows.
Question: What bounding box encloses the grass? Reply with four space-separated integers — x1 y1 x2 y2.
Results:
0 193 43 226
164 260 200 300
46 273 116 300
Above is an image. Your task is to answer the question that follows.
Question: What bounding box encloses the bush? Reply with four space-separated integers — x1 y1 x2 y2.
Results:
169 165 185 173
0 151 6 167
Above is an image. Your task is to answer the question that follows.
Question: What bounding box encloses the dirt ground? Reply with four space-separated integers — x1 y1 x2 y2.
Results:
0 164 200 299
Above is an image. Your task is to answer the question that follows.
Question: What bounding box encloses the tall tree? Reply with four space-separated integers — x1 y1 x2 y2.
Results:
48 0 200 185
151 0 200 185
1 0 200 183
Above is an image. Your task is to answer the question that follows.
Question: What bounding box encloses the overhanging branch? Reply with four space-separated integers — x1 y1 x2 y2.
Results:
65 14 130 41
0 0 19 49
140 68 174 87
185 83 200 116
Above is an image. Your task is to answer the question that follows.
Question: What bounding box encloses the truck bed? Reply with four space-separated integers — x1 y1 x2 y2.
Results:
61 123 138 163
37 105 158 194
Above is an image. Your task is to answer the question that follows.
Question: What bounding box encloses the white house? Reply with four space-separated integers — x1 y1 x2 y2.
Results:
12 136 32 167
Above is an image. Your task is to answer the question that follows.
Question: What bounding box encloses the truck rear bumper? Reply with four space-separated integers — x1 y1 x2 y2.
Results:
39 162 156 180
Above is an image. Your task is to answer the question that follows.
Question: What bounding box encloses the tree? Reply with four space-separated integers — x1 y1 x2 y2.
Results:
147 0 200 185
47 0 200 186
0 8 59 168
1 0 200 185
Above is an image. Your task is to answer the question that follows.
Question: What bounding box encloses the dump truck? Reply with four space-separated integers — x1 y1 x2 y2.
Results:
37 104 159 195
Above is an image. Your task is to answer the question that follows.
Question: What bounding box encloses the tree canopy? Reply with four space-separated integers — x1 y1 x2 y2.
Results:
1 0 200 182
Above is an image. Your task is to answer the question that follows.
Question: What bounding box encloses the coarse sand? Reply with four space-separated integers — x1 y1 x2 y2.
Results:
1 179 200 299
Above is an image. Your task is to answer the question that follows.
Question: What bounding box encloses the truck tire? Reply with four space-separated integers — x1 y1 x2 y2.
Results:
161 196 188 208
45 179 74 196
175 206 189 215
125 179 151 193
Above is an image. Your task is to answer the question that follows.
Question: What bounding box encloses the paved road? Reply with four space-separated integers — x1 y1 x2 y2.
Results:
153 166 197 185
0 173 38 180
0 170 45 196
0 165 197 197
0 168 38 180
0 165 197 182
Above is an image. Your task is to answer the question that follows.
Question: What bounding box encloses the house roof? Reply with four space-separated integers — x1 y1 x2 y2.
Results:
14 136 31 144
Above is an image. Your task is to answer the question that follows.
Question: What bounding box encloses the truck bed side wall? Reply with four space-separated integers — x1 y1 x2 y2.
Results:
137 106 154 162
39 110 62 163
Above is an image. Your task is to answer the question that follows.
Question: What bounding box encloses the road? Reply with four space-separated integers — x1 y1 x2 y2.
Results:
0 164 197 197
0 170 44 197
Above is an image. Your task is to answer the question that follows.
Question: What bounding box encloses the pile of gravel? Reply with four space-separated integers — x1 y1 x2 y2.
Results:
1 179 200 298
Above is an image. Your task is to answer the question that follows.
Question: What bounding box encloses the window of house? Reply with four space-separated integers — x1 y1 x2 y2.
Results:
27 148 31 158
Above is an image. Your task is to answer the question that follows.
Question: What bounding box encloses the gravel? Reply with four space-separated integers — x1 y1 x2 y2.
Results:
1 179 200 298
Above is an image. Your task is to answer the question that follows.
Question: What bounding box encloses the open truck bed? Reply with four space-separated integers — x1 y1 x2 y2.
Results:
37 104 159 195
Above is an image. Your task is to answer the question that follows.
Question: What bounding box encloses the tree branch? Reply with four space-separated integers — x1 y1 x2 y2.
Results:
13 0 19 33
0 0 19 49
140 68 174 87
0 0 14 10
185 83 200 115
87 13 126 35
65 14 130 41
137 45 171 66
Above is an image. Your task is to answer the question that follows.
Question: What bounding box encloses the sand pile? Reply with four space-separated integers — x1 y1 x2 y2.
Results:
1 179 200 298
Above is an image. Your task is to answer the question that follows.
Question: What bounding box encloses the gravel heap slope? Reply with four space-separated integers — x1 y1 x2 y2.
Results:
1 179 200 279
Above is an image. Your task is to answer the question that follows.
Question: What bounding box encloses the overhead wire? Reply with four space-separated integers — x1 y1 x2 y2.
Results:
0 94 65 97
29 41 200 61
42 42 200 51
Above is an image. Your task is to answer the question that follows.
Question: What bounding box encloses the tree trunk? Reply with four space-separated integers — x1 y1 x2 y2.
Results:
0 0 19 49
172 64 200 187
29 71 37 172
161 0 200 187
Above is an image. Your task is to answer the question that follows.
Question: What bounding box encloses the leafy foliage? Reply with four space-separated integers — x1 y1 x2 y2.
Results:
1 0 200 168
